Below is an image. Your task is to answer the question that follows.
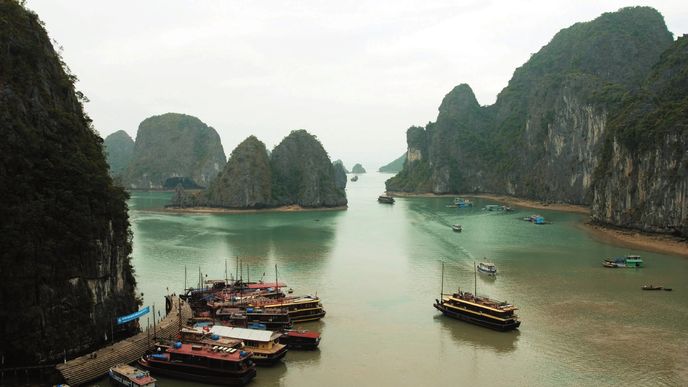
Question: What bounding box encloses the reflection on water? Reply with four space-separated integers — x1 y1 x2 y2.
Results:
435 315 519 353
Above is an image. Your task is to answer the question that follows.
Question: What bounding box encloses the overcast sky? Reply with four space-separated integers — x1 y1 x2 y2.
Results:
26 1 687 170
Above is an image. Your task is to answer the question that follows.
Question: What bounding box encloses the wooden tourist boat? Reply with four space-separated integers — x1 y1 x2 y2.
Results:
138 342 256 386
278 330 321 350
215 307 293 330
210 325 288 366
603 255 644 268
477 262 497 276
434 262 520 331
109 364 156 387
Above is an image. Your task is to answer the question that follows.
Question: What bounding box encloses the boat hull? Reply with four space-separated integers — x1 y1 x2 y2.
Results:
434 302 520 332
138 358 255 386
251 348 288 366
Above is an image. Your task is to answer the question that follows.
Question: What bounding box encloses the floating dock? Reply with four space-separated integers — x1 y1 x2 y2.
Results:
56 295 191 386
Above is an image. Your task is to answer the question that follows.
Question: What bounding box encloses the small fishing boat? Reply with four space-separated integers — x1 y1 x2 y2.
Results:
109 364 156 387
446 204 458 208
603 255 644 268
451 224 462 232
453 198 473 208
477 262 497 276
642 285 663 291
523 214 545 224
378 195 395 204
350 175 358 182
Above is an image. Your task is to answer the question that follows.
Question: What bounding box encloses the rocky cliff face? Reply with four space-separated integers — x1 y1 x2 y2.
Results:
388 7 683 235
203 136 272 208
124 113 226 189
333 161 348 190
104 130 134 177
271 130 347 207
592 36 688 235
0 1 138 365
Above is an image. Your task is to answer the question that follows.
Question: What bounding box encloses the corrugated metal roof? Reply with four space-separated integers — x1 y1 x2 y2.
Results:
210 325 279 342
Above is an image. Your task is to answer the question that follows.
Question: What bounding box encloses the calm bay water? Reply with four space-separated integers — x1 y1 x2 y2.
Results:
123 173 687 386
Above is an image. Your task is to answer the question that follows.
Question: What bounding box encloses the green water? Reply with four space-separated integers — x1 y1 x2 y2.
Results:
124 173 687 386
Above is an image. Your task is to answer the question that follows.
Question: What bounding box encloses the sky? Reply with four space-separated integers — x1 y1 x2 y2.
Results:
26 0 688 170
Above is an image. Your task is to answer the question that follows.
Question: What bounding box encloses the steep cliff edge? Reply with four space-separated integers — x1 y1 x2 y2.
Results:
104 130 134 177
388 7 673 205
592 36 688 236
0 1 138 365
124 113 226 189
333 161 348 190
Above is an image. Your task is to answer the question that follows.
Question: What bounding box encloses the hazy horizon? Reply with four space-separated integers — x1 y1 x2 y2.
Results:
26 0 688 170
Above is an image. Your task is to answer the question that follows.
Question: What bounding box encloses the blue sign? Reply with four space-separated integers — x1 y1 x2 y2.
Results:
116 306 150 325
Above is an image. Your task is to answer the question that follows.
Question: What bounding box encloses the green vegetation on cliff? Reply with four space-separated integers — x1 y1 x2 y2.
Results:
123 113 226 189
104 130 134 177
387 7 673 200
0 1 137 364
271 130 347 207
204 136 272 208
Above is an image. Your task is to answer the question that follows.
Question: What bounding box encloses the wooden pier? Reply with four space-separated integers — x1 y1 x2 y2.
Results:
56 295 191 386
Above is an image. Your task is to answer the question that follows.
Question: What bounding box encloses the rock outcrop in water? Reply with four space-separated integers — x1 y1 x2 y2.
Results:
123 113 226 189
0 1 138 365
379 153 406 173
104 130 134 177
271 130 347 207
333 160 348 190
351 163 366 173
387 7 685 236
172 130 347 209
204 136 272 208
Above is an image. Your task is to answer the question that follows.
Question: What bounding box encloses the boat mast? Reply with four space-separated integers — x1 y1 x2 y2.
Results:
275 264 279 293
225 258 228 285
440 261 444 299
184 265 187 292
235 256 239 284
474 261 477 295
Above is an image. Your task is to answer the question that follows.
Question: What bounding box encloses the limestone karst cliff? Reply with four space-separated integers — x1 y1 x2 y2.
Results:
271 130 348 207
351 163 366 174
0 1 138 364
387 7 684 236
171 130 347 209
204 136 272 208
104 130 134 177
123 113 226 189
333 160 348 190
592 36 688 236
379 154 406 173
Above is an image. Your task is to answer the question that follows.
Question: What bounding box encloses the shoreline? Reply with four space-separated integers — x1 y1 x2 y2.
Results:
387 191 590 214
581 223 688 258
155 204 348 215
388 191 688 257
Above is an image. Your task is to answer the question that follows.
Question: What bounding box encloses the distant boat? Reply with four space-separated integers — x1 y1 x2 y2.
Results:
642 285 662 291
350 175 359 182
483 204 514 212
453 198 473 208
446 204 458 208
451 224 462 232
523 214 545 224
603 255 644 268
477 262 497 276
378 195 395 204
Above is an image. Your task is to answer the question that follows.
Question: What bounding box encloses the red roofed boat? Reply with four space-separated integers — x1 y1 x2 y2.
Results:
109 364 156 387
278 330 321 350
138 342 256 386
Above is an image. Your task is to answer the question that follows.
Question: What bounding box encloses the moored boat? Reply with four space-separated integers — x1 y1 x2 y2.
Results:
210 325 288 366
278 330 321 350
477 262 497 276
109 364 156 387
138 342 256 386
261 295 326 322
451 224 462 232
215 306 293 330
453 198 473 208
